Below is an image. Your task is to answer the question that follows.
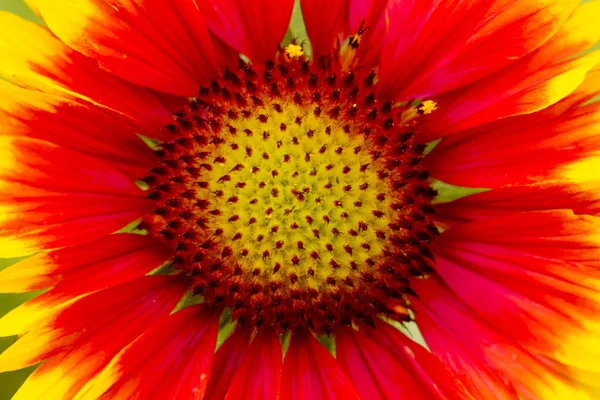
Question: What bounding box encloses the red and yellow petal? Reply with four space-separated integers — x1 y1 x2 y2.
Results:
0 290 79 337
413 278 600 400
431 211 600 361
0 233 169 294
0 233 168 337
559 155 600 191
75 305 219 400
419 0 600 141
225 329 283 400
280 330 358 400
33 0 224 96
336 323 472 400
435 183 600 226
0 81 158 179
1 275 188 400
0 137 151 257
0 13 177 137
199 0 294 63
428 99 600 187
426 64 600 188
378 0 578 100
422 51 599 142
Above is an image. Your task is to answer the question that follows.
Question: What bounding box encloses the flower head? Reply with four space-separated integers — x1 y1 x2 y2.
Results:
1 0 599 399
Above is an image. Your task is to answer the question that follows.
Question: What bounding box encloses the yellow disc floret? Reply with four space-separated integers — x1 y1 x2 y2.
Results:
205 102 394 293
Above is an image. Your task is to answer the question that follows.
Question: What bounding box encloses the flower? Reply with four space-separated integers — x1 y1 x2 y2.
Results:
0 0 599 398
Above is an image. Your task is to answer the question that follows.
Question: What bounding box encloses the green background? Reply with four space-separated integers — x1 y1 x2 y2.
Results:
0 0 597 399
0 2 42 399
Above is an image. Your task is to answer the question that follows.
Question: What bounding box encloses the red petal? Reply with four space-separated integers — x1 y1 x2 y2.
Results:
195 0 294 63
280 330 359 400
0 13 177 136
204 326 252 400
301 0 388 69
347 0 389 69
0 233 169 294
418 2 600 141
426 66 600 188
0 138 151 257
76 305 220 400
379 0 578 100
225 329 283 400
1 275 188 400
336 324 471 400
300 0 347 57
33 1 226 96
347 0 387 36
411 279 522 399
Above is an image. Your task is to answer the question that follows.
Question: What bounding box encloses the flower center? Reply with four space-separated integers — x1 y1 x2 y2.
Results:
142 56 437 333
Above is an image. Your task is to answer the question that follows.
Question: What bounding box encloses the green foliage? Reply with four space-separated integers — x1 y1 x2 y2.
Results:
0 258 37 400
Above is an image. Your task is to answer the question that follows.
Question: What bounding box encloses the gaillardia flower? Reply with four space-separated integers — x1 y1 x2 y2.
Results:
1 0 600 398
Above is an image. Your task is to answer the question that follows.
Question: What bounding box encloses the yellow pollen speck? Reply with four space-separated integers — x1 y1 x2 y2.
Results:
285 44 304 59
420 100 438 115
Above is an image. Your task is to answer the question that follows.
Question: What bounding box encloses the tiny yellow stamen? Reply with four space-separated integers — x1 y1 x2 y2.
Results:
420 100 438 115
285 44 304 59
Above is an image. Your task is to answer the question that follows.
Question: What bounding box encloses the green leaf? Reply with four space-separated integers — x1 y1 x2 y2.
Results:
431 179 490 204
